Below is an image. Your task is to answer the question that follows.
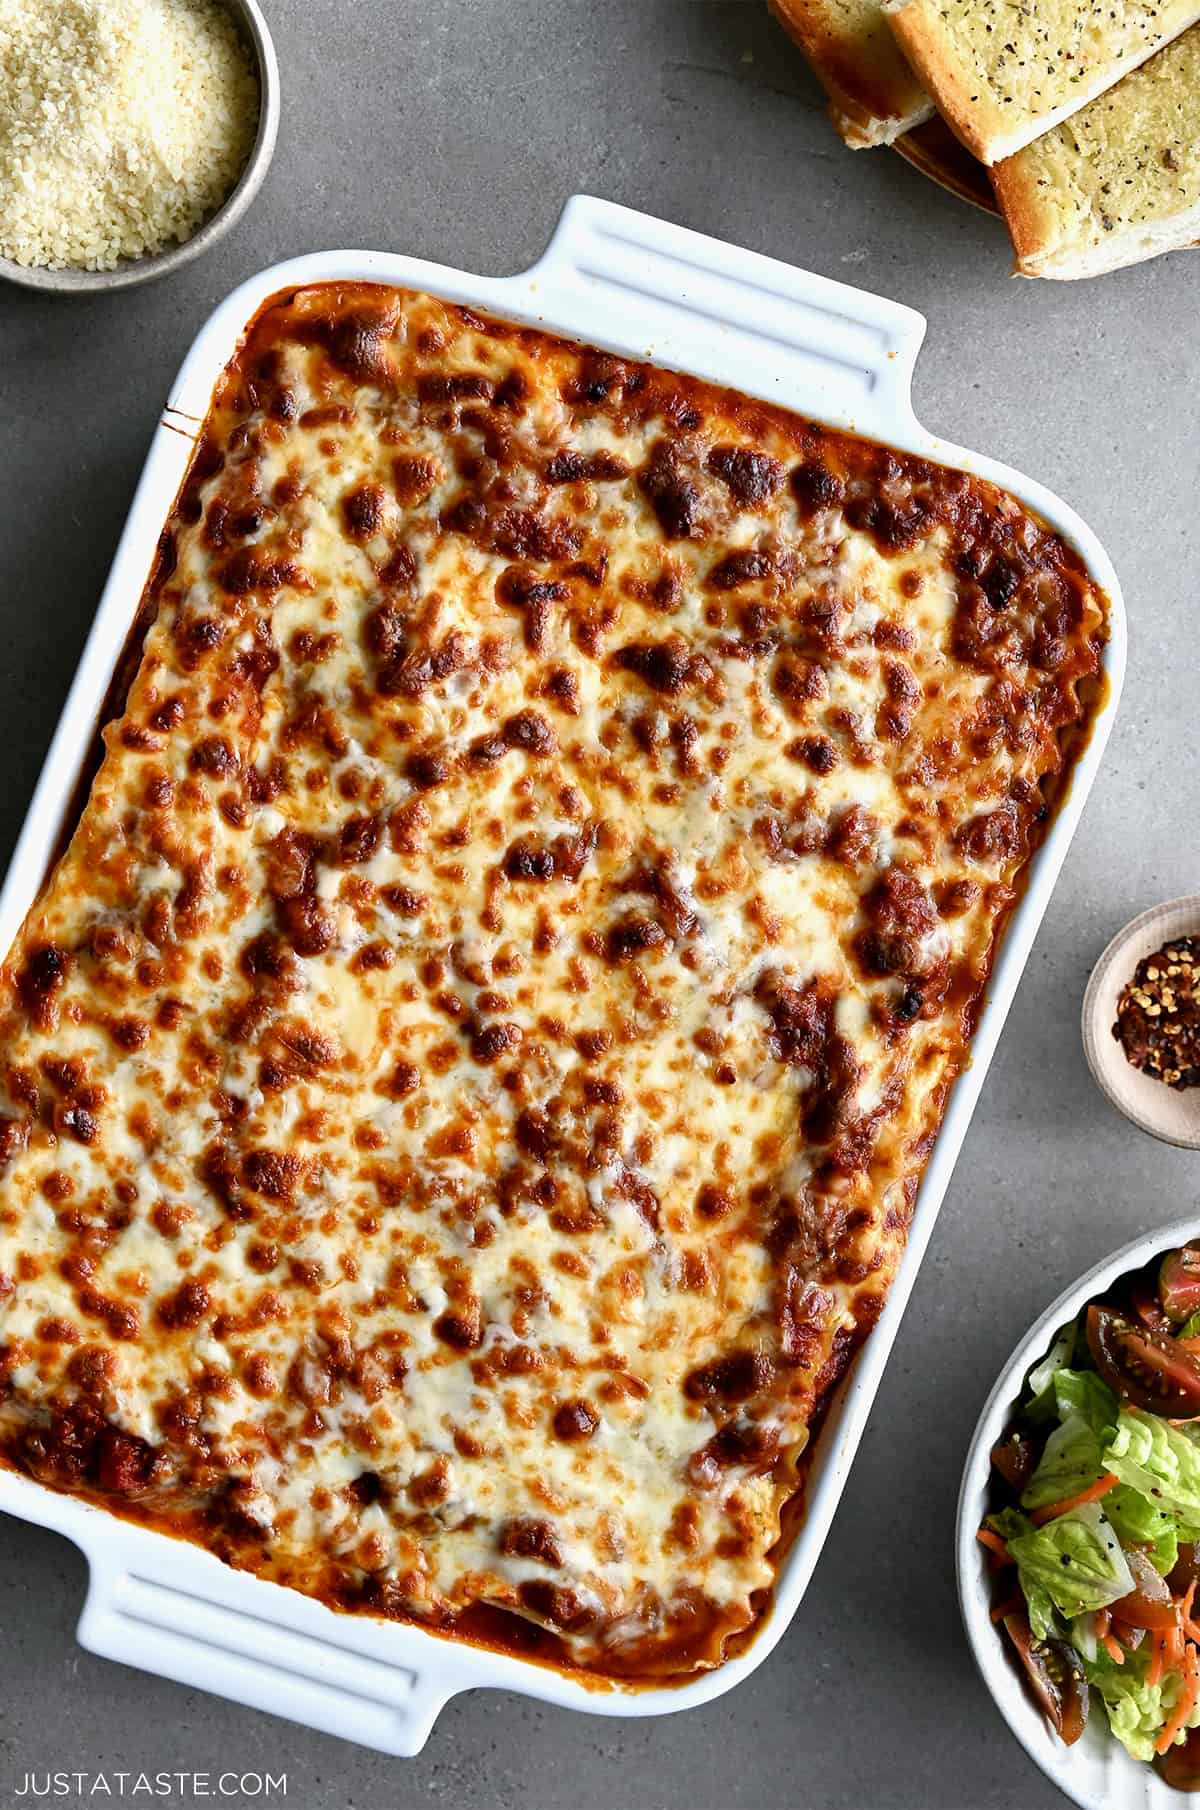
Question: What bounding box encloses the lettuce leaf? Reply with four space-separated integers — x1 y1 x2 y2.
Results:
1054 1369 1118 1440
1081 1642 1200 1763
987 1507 1033 1543
1017 1371 1117 1514
1082 1646 1172 1763
1020 1413 1105 1514
1007 1502 1134 1626
1103 1482 1179 1577
985 1508 1058 1639
1023 1322 1078 1421
1024 1584 1059 1645
1104 1408 1200 1540
1067 1611 1098 1665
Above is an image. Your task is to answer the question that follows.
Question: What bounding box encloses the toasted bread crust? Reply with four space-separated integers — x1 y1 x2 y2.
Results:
991 160 1062 274
884 3 1002 161
771 0 932 146
887 0 1200 165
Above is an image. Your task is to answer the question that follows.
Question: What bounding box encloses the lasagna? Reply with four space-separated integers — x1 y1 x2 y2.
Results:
0 285 1107 1680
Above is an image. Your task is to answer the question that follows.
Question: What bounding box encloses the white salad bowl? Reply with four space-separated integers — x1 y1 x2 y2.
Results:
958 1215 1200 1810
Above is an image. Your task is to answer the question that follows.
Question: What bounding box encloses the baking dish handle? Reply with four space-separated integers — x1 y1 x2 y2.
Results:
524 194 926 435
76 1540 458 1756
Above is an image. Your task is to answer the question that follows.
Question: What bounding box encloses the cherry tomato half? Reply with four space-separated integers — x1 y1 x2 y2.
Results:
1002 1611 1089 1745
1086 1304 1200 1418
1157 1726 1200 1791
1160 1246 1200 1325
1168 1541 1200 1596
1131 1279 1173 1334
1006 1621 1085 1744
991 1430 1038 1494
1110 1547 1178 1631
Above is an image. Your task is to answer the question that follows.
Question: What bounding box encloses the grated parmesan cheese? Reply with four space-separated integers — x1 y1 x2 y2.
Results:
0 0 259 271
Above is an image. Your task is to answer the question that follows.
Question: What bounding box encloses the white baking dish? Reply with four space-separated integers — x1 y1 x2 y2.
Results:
0 195 1126 1756
957 1218 1200 1810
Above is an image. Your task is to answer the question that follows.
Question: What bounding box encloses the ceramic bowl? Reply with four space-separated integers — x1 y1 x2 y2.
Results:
1083 897 1200 1150
0 0 279 294
958 1215 1200 1810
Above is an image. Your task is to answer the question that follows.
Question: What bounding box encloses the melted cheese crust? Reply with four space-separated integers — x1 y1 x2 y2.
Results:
0 286 1106 1679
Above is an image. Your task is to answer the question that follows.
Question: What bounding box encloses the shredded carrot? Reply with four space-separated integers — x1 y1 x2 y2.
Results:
1166 1623 1186 1678
991 1594 1022 1624
1029 1473 1119 1526
1150 1627 1184 1688
976 1527 1013 1561
1180 1581 1200 1644
1094 1607 1124 1663
1157 1642 1200 1755
1143 1629 1180 1694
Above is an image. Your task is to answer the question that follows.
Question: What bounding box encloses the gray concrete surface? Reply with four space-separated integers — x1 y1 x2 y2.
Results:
0 3 1196 1806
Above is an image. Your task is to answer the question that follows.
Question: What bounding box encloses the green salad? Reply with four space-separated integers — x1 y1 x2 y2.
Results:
981 1243 1200 1790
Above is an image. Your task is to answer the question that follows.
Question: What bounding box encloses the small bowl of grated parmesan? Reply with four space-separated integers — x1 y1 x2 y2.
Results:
0 0 279 291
